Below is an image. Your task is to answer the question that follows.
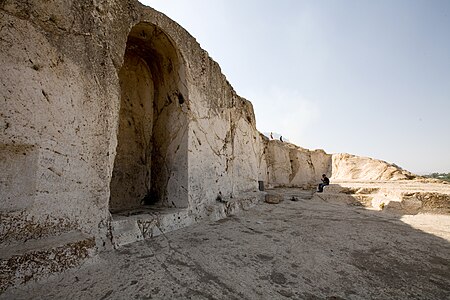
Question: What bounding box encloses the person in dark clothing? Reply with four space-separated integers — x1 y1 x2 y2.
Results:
317 174 330 192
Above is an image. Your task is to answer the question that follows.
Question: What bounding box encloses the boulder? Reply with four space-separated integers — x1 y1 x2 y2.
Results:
265 194 283 204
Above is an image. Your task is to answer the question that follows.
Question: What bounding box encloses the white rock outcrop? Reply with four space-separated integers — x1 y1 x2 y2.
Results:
258 139 331 188
0 0 424 291
331 153 416 181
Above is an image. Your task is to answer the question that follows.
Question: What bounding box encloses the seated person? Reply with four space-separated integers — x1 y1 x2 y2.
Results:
317 174 330 192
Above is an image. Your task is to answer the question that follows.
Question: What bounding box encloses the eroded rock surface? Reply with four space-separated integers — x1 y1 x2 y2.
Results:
314 180 450 215
331 153 416 181
1 192 449 299
1 0 447 292
259 139 331 189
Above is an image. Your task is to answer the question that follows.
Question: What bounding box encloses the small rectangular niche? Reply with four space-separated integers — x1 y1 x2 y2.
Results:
0 144 38 212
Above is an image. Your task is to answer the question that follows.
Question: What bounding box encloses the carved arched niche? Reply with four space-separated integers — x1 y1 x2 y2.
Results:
110 22 188 213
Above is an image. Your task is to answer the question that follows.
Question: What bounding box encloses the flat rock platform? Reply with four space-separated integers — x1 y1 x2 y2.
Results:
2 188 449 299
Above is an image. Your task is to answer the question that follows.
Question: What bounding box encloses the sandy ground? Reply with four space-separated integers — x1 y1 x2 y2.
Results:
2 189 450 300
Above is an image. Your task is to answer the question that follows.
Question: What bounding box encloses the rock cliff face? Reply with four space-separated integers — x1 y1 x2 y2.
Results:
1 0 137 247
0 0 263 265
331 153 416 181
0 0 420 290
258 138 331 188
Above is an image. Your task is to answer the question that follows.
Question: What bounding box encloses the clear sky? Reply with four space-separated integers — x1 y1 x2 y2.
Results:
140 0 450 174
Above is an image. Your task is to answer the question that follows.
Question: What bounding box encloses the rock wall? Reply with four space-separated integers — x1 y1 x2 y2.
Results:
259 139 332 188
0 0 419 276
136 9 261 212
110 51 154 212
0 0 419 242
256 142 419 187
0 0 140 249
0 0 263 254
110 21 190 211
331 153 416 181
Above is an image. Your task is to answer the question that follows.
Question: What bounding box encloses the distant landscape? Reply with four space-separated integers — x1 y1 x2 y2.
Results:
425 173 450 182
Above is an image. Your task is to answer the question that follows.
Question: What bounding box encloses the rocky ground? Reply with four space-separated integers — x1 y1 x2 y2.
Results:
2 188 450 300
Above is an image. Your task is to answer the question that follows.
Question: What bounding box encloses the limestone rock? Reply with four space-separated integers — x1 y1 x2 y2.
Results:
265 194 283 204
331 153 416 181
259 140 331 188
0 0 260 253
314 181 450 215
0 0 428 291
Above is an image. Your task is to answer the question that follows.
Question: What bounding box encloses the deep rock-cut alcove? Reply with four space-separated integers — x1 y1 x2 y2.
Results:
109 22 189 213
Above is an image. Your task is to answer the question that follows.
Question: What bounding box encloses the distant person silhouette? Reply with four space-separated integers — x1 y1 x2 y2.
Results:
280 136 283 142
317 174 329 193
270 132 273 139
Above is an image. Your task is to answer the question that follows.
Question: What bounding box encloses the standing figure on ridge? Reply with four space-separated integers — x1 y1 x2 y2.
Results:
317 174 330 193
280 136 283 142
270 132 273 139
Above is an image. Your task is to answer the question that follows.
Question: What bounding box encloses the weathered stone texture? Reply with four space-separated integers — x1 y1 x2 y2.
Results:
331 153 416 181
1 0 431 291
0 145 38 212
110 21 190 212
265 194 283 204
0 1 136 244
314 181 450 215
1 0 139 289
0 232 95 292
260 140 331 188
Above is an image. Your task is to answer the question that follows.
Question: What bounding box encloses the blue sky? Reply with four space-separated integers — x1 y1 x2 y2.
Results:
140 0 450 174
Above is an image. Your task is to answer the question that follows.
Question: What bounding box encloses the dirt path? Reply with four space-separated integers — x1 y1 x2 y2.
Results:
2 189 450 299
